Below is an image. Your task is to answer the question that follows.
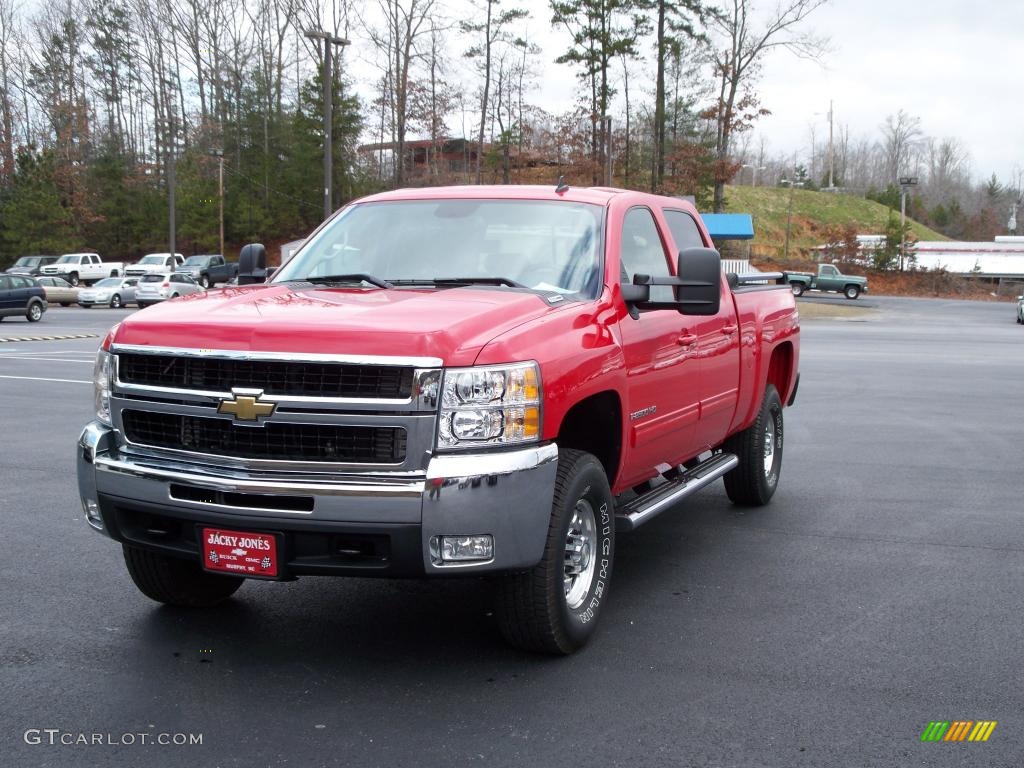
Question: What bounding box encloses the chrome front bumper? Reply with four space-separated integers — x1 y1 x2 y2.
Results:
78 422 558 575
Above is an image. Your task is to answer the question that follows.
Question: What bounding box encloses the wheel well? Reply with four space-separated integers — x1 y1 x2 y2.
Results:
556 391 622 485
767 342 794 404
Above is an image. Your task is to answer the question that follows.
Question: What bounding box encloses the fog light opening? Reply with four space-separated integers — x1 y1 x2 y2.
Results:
430 534 494 564
82 498 104 531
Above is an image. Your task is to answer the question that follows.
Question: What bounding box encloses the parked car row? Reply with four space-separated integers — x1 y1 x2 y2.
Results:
0 270 208 322
5 252 237 287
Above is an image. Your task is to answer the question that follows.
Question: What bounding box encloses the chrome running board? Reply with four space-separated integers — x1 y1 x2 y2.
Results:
615 452 739 531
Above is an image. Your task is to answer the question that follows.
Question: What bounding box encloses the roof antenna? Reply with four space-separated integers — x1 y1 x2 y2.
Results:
555 175 569 194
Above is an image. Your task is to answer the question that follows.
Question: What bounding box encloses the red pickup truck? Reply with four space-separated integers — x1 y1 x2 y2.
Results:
78 185 799 654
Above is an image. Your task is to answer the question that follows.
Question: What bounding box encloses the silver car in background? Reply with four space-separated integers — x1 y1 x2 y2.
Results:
78 277 140 308
134 272 205 308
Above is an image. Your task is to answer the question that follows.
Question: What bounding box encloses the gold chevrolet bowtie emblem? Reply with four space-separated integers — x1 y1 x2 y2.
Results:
217 390 276 422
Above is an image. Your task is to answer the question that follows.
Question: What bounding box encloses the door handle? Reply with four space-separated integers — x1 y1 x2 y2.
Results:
677 333 698 346
721 325 737 335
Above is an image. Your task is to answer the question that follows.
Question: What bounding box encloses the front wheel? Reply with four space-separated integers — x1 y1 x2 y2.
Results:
60 302 71 307
723 384 784 506
122 545 244 607
844 284 861 300
495 449 615 654
790 281 805 297
110 294 122 308
26 302 43 322
199 274 211 288
67 272 80 287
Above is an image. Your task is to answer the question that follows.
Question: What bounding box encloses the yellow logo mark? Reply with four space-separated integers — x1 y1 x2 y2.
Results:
217 391 276 422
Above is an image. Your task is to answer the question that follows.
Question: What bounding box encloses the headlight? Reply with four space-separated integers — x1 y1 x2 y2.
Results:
437 362 541 450
93 350 113 425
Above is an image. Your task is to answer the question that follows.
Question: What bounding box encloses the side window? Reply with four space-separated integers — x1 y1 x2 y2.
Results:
0 275 11 291
663 210 706 252
90 255 98 264
821 265 837 276
125 279 137 287
13 276 32 289
620 207 672 302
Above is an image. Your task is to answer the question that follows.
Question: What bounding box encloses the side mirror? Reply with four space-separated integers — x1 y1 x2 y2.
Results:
673 247 721 315
237 243 267 285
622 247 722 316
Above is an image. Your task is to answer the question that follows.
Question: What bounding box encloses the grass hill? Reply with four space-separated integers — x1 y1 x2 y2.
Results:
721 185 947 260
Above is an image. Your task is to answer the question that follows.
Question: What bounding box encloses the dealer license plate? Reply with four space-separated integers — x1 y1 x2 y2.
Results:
201 527 280 578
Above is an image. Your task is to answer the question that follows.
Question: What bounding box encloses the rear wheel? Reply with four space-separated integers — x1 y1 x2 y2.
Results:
137 302 148 308
60 302 71 307
110 294 122 308
26 302 43 322
844 284 861 300
122 545 244 607
790 281 805 297
495 449 615 654
723 384 784 506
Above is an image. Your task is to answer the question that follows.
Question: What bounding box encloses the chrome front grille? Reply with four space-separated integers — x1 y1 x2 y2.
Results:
122 410 407 463
109 345 441 474
118 353 415 399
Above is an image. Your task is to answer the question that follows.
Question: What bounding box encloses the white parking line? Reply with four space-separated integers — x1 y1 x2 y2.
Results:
0 355 93 363
0 374 91 384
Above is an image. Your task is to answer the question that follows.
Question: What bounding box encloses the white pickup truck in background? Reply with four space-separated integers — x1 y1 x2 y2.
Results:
124 253 185 278
40 253 124 286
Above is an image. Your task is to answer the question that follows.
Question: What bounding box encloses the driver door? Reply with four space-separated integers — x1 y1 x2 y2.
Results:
616 207 704 486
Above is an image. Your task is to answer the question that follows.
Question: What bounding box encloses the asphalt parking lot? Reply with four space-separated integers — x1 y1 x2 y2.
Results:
2 297 1022 767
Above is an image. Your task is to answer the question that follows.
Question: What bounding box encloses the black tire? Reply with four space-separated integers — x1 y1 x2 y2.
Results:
137 302 148 308
110 294 122 308
199 274 211 288
723 384 784 506
122 545 244 607
495 449 615 654
68 272 80 286
26 302 43 322
790 281 805 297
171 293 179 299
60 302 71 307
844 284 860 300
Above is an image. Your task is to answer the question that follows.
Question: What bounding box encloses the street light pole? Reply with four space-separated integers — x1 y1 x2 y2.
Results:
305 29 350 221
898 175 918 271
210 149 225 257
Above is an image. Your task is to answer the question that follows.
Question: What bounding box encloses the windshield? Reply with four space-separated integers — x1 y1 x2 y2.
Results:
274 199 604 298
94 278 119 287
56 255 80 263
140 274 166 283
182 256 210 266
139 255 167 264
14 257 41 267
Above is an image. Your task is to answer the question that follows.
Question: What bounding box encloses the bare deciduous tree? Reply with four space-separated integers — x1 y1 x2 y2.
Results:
708 0 829 211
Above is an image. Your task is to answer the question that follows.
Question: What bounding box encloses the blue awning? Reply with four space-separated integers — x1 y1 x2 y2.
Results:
700 213 754 240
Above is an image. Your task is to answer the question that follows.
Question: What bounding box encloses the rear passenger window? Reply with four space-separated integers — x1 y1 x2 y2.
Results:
620 208 672 302
663 210 706 251
0 275 12 290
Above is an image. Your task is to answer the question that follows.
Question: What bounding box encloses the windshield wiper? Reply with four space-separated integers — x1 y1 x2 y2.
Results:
389 276 528 289
286 273 395 289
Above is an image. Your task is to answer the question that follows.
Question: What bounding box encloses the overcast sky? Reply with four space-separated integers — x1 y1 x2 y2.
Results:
503 0 1022 184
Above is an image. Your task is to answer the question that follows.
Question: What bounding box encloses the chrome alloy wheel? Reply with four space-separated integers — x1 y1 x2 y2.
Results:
564 499 597 610
763 418 777 479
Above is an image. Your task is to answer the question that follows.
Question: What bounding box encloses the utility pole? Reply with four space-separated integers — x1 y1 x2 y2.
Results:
167 119 176 255
827 99 834 190
603 115 613 186
211 148 225 257
782 177 805 261
305 29 350 221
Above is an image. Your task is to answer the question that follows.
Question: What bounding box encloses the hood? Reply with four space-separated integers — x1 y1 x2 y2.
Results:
112 284 564 366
